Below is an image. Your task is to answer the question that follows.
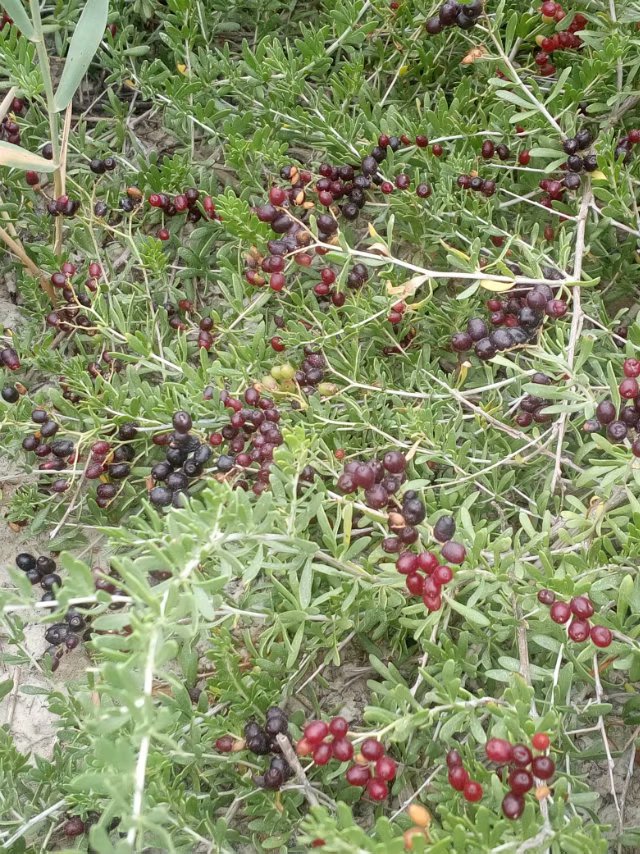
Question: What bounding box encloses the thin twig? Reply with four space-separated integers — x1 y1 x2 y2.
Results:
275 734 320 808
550 188 592 492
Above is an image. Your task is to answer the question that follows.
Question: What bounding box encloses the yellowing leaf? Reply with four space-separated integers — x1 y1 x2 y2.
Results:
591 170 606 180
398 65 410 77
386 274 429 299
176 63 187 74
479 278 515 292
368 241 390 257
0 141 58 173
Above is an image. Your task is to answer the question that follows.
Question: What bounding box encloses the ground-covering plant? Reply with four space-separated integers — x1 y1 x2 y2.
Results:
0 0 640 850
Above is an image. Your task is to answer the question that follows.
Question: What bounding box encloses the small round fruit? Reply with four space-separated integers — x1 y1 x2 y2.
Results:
550 601 571 624
346 764 371 786
312 742 333 765
329 716 349 738
332 738 354 762
304 720 329 745
508 768 534 795
448 766 469 791
531 733 550 751
446 749 462 768
569 595 594 619
361 738 385 761
511 743 533 767
433 515 455 543
537 589 555 606
590 625 613 648
568 619 590 643
531 756 555 780
375 756 397 781
367 778 389 800
502 792 525 820
407 804 431 828
485 738 513 764
440 541 465 564
463 780 483 802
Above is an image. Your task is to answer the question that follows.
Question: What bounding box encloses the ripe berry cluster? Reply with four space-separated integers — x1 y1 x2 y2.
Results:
45 260 102 336
584 359 640 449
20 408 74 495
149 412 212 507
292 347 328 396
337 449 408 510
451 283 567 361
207 387 284 496
148 187 219 239
538 590 613 647
485 734 555 819
393 514 465 612
15 552 87 669
298 720 396 800
216 707 293 790
514 372 555 428
456 173 496 197
46 195 81 218
446 749 483 802
534 7 586 76
426 1 483 35
87 422 139 507
247 135 432 294
88 155 117 175
1 104 23 146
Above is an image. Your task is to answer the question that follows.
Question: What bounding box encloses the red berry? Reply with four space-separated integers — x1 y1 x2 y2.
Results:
620 378 639 399
569 595 594 619
448 766 469 791
269 187 286 205
270 336 285 352
367 778 389 800
313 742 333 765
537 589 555 605
531 756 555 780
485 738 513 764
375 756 397 781
463 780 483 802
329 716 349 738
321 268 336 285
510 744 532 768
157 228 170 241
590 625 613 648
331 738 354 762
381 181 394 194
568 619 591 642
422 593 442 611
629 130 640 144
543 225 555 241
531 732 550 751
508 768 533 795
418 552 438 573
550 601 571 624
440 541 465 564
434 565 453 586
361 738 384 761
502 792 525 820
396 552 419 575
346 764 371 786
518 150 531 166
215 736 234 752
623 358 640 378
446 749 463 768
416 134 429 147
541 1 557 16
304 720 329 745
431 143 443 157
25 170 39 186
406 573 425 595
209 432 223 446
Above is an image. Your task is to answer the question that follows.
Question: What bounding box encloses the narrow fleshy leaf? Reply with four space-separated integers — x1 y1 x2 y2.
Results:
0 0 34 38
0 140 58 172
53 0 109 112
